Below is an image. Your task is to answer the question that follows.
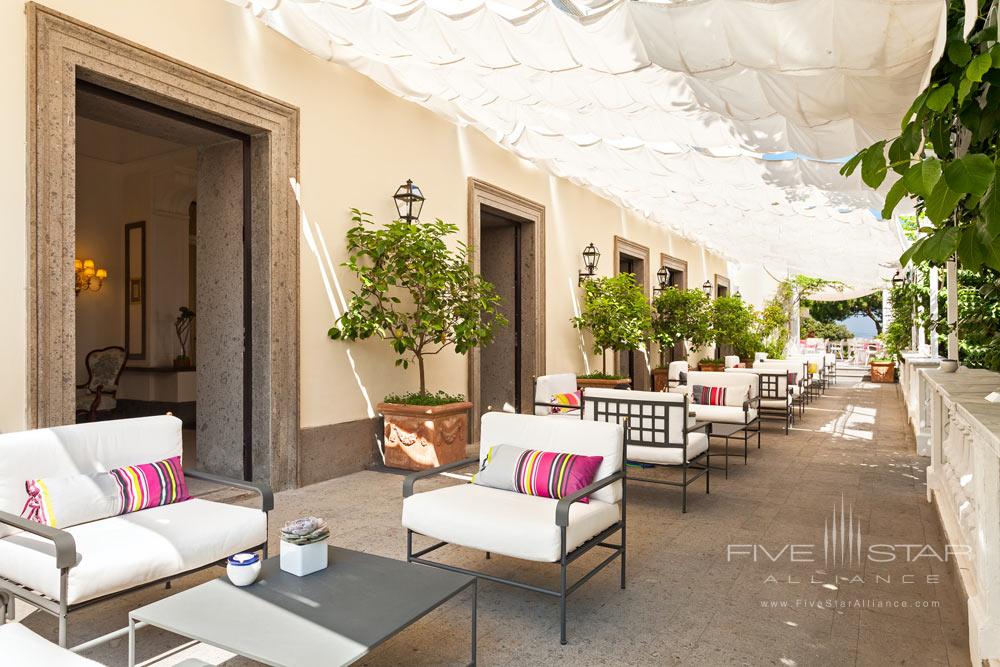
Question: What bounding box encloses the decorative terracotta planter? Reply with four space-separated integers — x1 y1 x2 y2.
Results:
377 401 472 471
651 368 671 392
869 361 896 383
698 363 724 372
576 377 631 390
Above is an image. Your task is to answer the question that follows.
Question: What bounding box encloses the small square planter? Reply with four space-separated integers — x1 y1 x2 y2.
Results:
280 540 329 577
378 401 472 471
869 361 896 383
698 362 725 372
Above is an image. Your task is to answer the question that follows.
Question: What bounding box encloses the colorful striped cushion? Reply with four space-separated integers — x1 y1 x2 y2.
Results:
472 444 603 503
691 384 727 406
549 390 582 414
21 456 190 529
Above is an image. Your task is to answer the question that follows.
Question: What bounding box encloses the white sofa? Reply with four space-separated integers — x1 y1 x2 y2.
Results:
754 359 808 416
0 416 271 648
402 412 625 645
533 373 580 417
677 370 761 455
582 387 710 512
0 623 100 665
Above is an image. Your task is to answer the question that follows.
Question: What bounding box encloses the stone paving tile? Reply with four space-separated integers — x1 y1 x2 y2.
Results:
12 377 972 665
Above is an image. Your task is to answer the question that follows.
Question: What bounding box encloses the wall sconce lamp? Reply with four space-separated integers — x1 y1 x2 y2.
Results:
393 179 424 223
578 243 600 285
734 287 742 299
75 258 107 295
653 265 672 294
702 280 713 297
891 269 905 288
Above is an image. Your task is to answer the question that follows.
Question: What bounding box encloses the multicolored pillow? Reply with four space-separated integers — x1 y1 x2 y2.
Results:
549 390 582 414
21 456 190 529
691 384 727 406
788 372 798 385
473 445 603 503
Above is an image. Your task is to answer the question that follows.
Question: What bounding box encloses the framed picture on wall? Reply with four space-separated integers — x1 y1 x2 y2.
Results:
124 221 147 360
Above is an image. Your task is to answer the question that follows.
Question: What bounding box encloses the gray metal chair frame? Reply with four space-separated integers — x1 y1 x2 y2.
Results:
756 372 793 435
0 471 272 651
582 392 711 513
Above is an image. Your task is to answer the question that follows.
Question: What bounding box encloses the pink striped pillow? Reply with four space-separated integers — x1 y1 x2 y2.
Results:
473 445 603 503
691 384 727 406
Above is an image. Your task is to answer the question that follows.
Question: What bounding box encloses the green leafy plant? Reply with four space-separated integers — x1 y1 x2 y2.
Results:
328 209 506 397
880 283 917 359
710 296 758 358
382 390 466 407
577 371 629 380
650 286 712 367
842 0 1000 271
572 273 651 374
698 357 724 366
804 294 883 335
801 316 854 341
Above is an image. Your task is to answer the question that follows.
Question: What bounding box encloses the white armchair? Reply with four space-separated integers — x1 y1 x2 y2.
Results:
667 360 689 390
725 367 794 433
724 355 741 368
532 373 580 416
582 388 710 512
402 412 625 645
679 370 761 453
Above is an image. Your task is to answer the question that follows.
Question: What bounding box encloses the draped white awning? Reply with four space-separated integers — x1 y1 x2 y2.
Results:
233 0 951 290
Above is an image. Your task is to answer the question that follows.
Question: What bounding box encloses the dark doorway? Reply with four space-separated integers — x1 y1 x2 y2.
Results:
661 253 688 363
478 205 529 415
614 237 650 390
74 81 255 481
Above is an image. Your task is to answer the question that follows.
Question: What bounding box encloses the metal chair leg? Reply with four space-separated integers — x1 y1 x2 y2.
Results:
559 530 568 645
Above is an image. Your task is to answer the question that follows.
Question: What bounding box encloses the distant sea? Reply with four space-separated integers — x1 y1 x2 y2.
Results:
842 314 877 339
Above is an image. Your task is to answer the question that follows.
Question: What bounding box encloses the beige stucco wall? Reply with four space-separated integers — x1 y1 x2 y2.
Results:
0 0 730 433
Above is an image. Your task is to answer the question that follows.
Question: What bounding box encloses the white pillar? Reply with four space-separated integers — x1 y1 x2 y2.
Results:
882 288 893 330
947 259 959 360
917 305 927 352
789 286 801 353
929 266 939 358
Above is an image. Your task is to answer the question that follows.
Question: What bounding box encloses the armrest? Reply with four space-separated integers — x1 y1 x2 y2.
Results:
403 457 479 498
185 469 274 512
685 421 711 435
555 471 624 527
0 510 77 570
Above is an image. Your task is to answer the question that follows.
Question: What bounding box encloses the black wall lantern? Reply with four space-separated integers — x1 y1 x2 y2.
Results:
734 287 742 299
702 279 713 297
393 179 425 223
891 269 905 288
654 265 671 294
578 243 600 285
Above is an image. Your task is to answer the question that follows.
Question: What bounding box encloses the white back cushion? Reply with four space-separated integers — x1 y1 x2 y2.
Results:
685 371 756 405
582 387 688 445
727 367 788 396
755 360 808 376
533 373 578 416
480 412 622 503
724 355 741 368
0 416 183 537
667 360 689 381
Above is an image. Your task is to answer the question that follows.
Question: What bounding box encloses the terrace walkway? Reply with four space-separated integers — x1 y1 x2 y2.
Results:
18 379 970 666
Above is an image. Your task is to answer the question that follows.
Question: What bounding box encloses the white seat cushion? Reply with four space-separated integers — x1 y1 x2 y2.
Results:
691 405 757 424
403 484 619 563
0 499 266 604
760 398 792 409
0 624 100 665
627 432 708 465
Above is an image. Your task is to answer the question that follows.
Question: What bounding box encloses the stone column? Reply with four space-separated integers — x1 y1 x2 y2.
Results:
929 266 939 357
947 259 959 360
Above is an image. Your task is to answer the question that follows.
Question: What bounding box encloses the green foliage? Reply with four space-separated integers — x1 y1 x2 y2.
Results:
842 0 1000 271
328 209 506 395
577 371 629 380
880 284 917 359
801 317 853 341
957 267 1000 370
650 287 712 366
572 273 651 372
383 391 466 406
698 357 724 366
710 296 758 358
804 294 883 335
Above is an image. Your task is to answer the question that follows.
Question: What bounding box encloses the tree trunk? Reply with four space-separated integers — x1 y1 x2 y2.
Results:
602 349 607 374
417 354 426 395
864 305 882 335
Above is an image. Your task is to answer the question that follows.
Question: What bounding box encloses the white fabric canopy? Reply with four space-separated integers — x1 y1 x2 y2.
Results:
233 0 950 289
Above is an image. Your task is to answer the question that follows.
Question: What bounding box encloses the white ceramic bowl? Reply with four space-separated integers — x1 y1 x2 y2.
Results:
939 359 959 373
227 552 262 586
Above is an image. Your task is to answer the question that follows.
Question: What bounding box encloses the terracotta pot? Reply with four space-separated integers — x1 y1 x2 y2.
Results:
698 362 724 372
377 401 472 471
869 361 896 383
576 377 631 390
651 368 672 392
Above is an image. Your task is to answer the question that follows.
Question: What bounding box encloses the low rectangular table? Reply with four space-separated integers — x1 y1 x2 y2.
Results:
698 421 752 478
128 546 477 666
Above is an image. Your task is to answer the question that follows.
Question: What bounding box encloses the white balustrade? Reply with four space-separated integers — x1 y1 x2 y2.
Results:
906 362 1000 664
900 352 940 456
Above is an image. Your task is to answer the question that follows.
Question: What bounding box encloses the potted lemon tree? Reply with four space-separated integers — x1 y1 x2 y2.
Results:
572 273 650 389
329 209 505 470
650 287 711 389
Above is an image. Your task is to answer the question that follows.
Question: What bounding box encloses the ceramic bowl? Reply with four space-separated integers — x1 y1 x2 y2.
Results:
226 552 262 586
939 359 959 373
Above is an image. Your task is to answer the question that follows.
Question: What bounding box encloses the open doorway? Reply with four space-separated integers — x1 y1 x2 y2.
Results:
614 236 650 390
468 179 545 440
73 80 253 478
715 274 731 298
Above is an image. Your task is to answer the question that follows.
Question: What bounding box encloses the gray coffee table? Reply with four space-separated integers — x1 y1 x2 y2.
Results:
128 546 477 666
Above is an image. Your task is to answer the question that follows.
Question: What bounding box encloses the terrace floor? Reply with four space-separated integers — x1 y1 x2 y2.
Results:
14 377 971 666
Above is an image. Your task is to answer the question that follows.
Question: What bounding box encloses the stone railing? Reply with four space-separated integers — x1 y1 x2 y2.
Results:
906 363 1000 664
900 352 940 456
